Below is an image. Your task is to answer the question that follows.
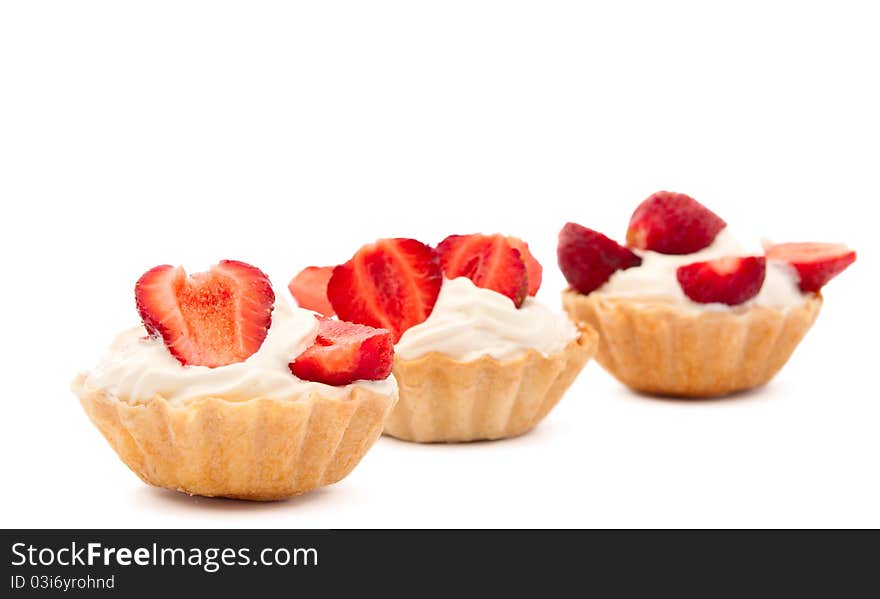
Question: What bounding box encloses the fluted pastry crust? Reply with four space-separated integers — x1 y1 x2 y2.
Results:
385 325 597 443
562 290 822 398
72 374 397 500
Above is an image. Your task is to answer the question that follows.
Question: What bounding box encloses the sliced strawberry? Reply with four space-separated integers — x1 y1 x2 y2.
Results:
676 256 766 306
290 317 393 386
557 223 642 294
135 260 275 367
436 234 529 307
507 236 543 296
289 266 335 316
764 242 856 293
327 238 442 342
627 191 727 255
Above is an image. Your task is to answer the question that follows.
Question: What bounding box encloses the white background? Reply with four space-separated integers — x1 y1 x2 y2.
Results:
1 1 877 528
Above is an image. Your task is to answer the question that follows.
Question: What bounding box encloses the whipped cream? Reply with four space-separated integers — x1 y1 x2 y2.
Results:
83 298 396 405
395 277 579 362
595 229 807 311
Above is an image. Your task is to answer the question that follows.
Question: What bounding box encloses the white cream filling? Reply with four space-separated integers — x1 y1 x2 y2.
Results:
84 297 396 405
595 229 808 311
395 277 579 362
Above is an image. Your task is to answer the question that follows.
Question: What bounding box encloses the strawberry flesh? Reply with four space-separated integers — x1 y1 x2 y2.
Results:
437 234 529 307
507 236 543 296
627 191 727 255
557 223 642 294
290 317 393 386
289 266 335 316
764 242 856 293
327 238 442 342
676 256 766 306
135 260 275 367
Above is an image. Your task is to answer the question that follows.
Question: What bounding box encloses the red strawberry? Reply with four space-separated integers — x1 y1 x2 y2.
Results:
327 238 442 342
507 236 543 296
676 256 766 306
627 191 727 255
289 266 335 316
437 234 529 307
135 260 275 367
290 317 393 386
764 242 856 293
557 223 642 294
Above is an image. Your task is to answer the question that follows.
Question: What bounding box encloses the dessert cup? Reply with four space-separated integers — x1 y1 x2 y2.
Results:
557 192 854 399
75 263 398 503
301 236 600 443
562 290 822 398
72 374 396 500
385 323 597 442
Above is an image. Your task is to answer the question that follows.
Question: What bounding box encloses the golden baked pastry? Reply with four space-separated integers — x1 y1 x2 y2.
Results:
386 325 597 442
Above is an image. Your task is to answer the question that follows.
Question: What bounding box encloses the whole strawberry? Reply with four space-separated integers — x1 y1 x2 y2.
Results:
627 191 727 255
557 223 642 295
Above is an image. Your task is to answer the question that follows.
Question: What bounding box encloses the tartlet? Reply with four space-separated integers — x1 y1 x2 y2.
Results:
72 375 394 501
74 260 397 500
562 292 821 398
290 234 596 442
558 191 855 398
388 324 596 442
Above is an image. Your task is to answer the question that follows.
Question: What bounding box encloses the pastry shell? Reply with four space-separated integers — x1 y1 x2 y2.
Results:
72 374 397 501
562 289 822 398
385 324 598 443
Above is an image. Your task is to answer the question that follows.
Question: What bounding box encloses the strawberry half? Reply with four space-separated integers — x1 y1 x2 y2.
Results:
676 256 766 306
507 236 543 296
557 223 642 294
289 266 335 316
627 191 727 255
290 317 393 386
135 260 275 367
764 242 857 293
327 238 442 342
437 234 529 307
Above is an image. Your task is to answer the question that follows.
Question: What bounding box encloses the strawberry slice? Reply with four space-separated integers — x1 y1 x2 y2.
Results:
327 238 442 342
557 223 642 294
764 242 857 293
507 236 543 296
289 266 335 316
676 256 766 306
290 317 393 386
627 191 727 255
437 234 529 307
135 260 275 367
